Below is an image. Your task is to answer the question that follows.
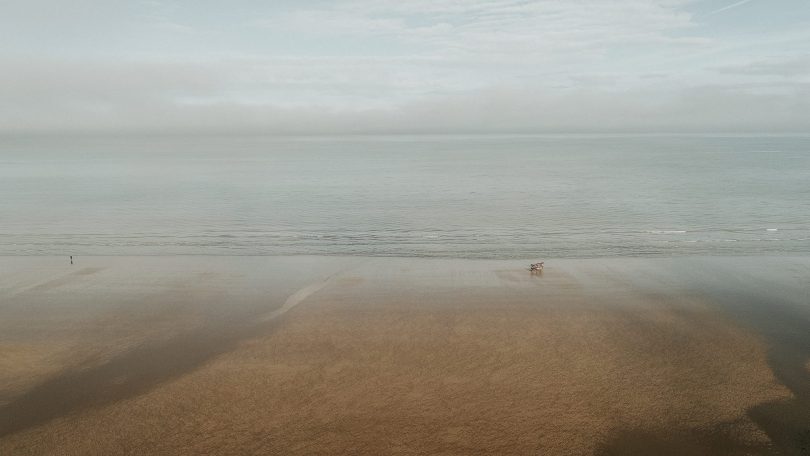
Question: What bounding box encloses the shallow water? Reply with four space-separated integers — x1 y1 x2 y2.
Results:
1 134 809 258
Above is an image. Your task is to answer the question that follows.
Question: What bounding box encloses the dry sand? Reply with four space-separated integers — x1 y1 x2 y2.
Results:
1 256 809 455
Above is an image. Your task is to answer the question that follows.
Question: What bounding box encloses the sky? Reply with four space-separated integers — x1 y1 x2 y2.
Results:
1 0 808 134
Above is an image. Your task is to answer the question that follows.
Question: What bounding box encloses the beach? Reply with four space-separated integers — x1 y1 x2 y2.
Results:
1 256 809 455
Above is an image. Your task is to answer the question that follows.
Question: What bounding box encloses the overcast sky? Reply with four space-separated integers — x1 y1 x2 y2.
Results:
1 0 808 134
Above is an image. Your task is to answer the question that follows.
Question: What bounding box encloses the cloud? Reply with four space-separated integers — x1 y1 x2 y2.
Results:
1 57 807 134
255 0 703 62
716 56 810 77
0 0 807 134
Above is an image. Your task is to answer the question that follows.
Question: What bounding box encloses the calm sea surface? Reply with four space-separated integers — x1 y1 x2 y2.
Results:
1 134 809 258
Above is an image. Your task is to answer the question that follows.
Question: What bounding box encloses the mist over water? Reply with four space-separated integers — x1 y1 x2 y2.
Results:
1 134 809 258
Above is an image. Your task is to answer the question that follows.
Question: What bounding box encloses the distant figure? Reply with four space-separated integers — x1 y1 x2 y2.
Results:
530 262 544 273
70 255 73 265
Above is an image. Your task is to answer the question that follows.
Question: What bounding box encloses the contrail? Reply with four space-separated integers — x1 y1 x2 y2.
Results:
708 0 756 16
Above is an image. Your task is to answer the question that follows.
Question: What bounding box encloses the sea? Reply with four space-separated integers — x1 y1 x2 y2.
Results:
1 134 808 258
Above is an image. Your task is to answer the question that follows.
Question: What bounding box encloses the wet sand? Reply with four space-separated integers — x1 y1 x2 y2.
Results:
1 256 809 455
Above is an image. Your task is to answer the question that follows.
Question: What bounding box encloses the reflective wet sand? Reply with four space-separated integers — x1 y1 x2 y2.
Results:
1 256 809 455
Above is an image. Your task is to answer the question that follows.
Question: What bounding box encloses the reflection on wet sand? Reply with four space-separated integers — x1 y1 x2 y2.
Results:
696 259 810 456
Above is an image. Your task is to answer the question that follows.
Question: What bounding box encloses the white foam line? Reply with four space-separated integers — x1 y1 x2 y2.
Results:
259 276 335 322
259 261 370 323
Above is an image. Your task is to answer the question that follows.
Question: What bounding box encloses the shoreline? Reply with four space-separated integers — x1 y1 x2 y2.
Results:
3 252 810 260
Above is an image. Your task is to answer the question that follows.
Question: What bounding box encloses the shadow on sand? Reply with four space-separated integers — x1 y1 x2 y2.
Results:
0 315 275 438
596 420 777 456
741 297 810 456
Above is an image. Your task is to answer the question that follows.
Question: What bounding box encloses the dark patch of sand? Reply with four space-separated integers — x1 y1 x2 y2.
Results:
683 259 810 456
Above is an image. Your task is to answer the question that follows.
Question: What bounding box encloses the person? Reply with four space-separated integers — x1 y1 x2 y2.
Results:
70 255 73 265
